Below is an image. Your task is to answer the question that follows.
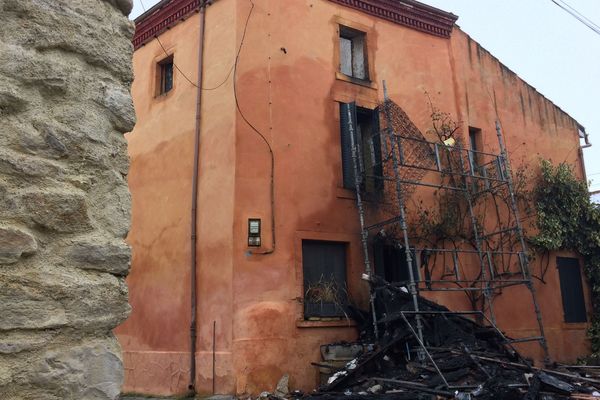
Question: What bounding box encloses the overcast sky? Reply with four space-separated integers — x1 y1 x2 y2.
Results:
130 0 600 190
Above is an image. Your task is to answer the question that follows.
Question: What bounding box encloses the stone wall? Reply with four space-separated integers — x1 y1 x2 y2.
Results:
0 0 135 399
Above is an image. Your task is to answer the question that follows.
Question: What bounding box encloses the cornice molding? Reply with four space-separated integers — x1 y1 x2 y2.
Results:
132 0 458 50
133 0 202 49
329 0 457 38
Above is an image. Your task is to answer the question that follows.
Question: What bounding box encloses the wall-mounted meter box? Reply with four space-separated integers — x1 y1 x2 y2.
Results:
248 218 261 247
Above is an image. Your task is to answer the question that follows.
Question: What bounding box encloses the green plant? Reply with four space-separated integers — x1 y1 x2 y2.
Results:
530 160 600 354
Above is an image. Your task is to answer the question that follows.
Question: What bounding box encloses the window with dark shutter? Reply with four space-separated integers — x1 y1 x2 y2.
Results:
557 257 587 323
339 102 357 189
302 240 348 319
339 103 382 191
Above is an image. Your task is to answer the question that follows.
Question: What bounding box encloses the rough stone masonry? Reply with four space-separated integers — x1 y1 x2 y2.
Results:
0 0 135 399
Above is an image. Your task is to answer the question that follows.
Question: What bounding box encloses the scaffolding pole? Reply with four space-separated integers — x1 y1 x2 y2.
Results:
347 82 549 362
456 142 497 325
345 103 380 339
495 121 550 362
382 81 424 347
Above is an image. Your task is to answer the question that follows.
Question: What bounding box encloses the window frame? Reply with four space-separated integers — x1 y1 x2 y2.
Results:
157 55 174 96
556 256 588 324
339 102 383 192
301 240 349 319
468 126 482 174
294 231 357 326
333 17 377 89
339 25 368 81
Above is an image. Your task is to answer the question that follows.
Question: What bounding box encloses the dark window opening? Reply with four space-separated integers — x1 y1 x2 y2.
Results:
158 56 174 95
339 26 368 81
302 240 348 319
557 257 587 323
468 126 482 174
373 239 419 284
339 102 382 191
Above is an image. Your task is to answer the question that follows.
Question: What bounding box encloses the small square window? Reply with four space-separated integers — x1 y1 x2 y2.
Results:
339 26 368 81
158 56 174 95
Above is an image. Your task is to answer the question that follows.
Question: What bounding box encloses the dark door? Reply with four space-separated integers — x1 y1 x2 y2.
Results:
373 241 418 284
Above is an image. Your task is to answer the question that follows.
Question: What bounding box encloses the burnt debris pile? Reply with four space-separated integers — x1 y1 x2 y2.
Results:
310 281 600 399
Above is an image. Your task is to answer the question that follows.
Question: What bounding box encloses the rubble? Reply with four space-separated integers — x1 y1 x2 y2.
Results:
305 280 600 399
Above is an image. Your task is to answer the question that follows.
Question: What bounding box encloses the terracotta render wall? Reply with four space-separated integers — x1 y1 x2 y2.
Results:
117 0 590 396
115 0 239 395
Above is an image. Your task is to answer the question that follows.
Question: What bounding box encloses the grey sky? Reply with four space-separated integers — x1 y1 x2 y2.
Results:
130 0 600 190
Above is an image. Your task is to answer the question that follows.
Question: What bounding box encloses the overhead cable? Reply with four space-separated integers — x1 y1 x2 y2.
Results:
550 0 600 36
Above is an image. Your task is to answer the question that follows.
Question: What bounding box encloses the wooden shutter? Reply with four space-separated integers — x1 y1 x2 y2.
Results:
372 107 383 190
340 102 358 189
557 257 587 323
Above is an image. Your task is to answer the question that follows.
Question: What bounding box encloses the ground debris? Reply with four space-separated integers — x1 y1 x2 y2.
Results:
303 282 600 399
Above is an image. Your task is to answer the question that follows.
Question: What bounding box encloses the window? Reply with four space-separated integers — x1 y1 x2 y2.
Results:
339 102 382 191
302 240 348 319
557 257 587 323
373 240 419 284
339 26 368 80
158 56 174 95
468 126 482 173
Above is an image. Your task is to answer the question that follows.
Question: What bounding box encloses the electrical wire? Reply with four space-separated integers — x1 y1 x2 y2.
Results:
138 0 276 253
138 0 235 90
232 0 277 254
233 1 272 156
552 0 600 31
550 0 600 36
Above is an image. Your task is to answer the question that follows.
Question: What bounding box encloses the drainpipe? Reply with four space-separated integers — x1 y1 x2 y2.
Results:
190 3 207 394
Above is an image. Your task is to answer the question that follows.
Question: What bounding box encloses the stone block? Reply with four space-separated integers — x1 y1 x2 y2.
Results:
19 190 92 233
0 331 54 354
97 82 136 133
69 240 131 276
0 291 67 331
0 148 62 178
28 336 124 400
0 226 37 264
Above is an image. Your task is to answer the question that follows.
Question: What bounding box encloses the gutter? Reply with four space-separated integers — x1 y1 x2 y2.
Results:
189 3 207 394
579 124 591 149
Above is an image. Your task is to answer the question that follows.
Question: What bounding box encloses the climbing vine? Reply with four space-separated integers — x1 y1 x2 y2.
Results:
529 160 600 354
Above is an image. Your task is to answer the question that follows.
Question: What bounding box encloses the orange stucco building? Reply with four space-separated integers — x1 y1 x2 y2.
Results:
115 0 593 396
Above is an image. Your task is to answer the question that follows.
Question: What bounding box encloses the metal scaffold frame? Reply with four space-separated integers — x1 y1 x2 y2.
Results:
347 81 550 363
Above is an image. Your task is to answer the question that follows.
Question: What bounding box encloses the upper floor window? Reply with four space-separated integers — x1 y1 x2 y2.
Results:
468 126 482 172
158 55 174 95
339 26 368 81
339 102 382 191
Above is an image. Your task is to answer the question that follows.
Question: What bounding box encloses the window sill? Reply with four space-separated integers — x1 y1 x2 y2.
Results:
335 72 378 90
296 319 357 329
561 322 589 330
153 89 174 101
336 187 357 200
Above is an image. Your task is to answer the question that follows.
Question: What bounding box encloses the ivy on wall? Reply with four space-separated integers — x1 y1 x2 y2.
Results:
530 160 600 354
